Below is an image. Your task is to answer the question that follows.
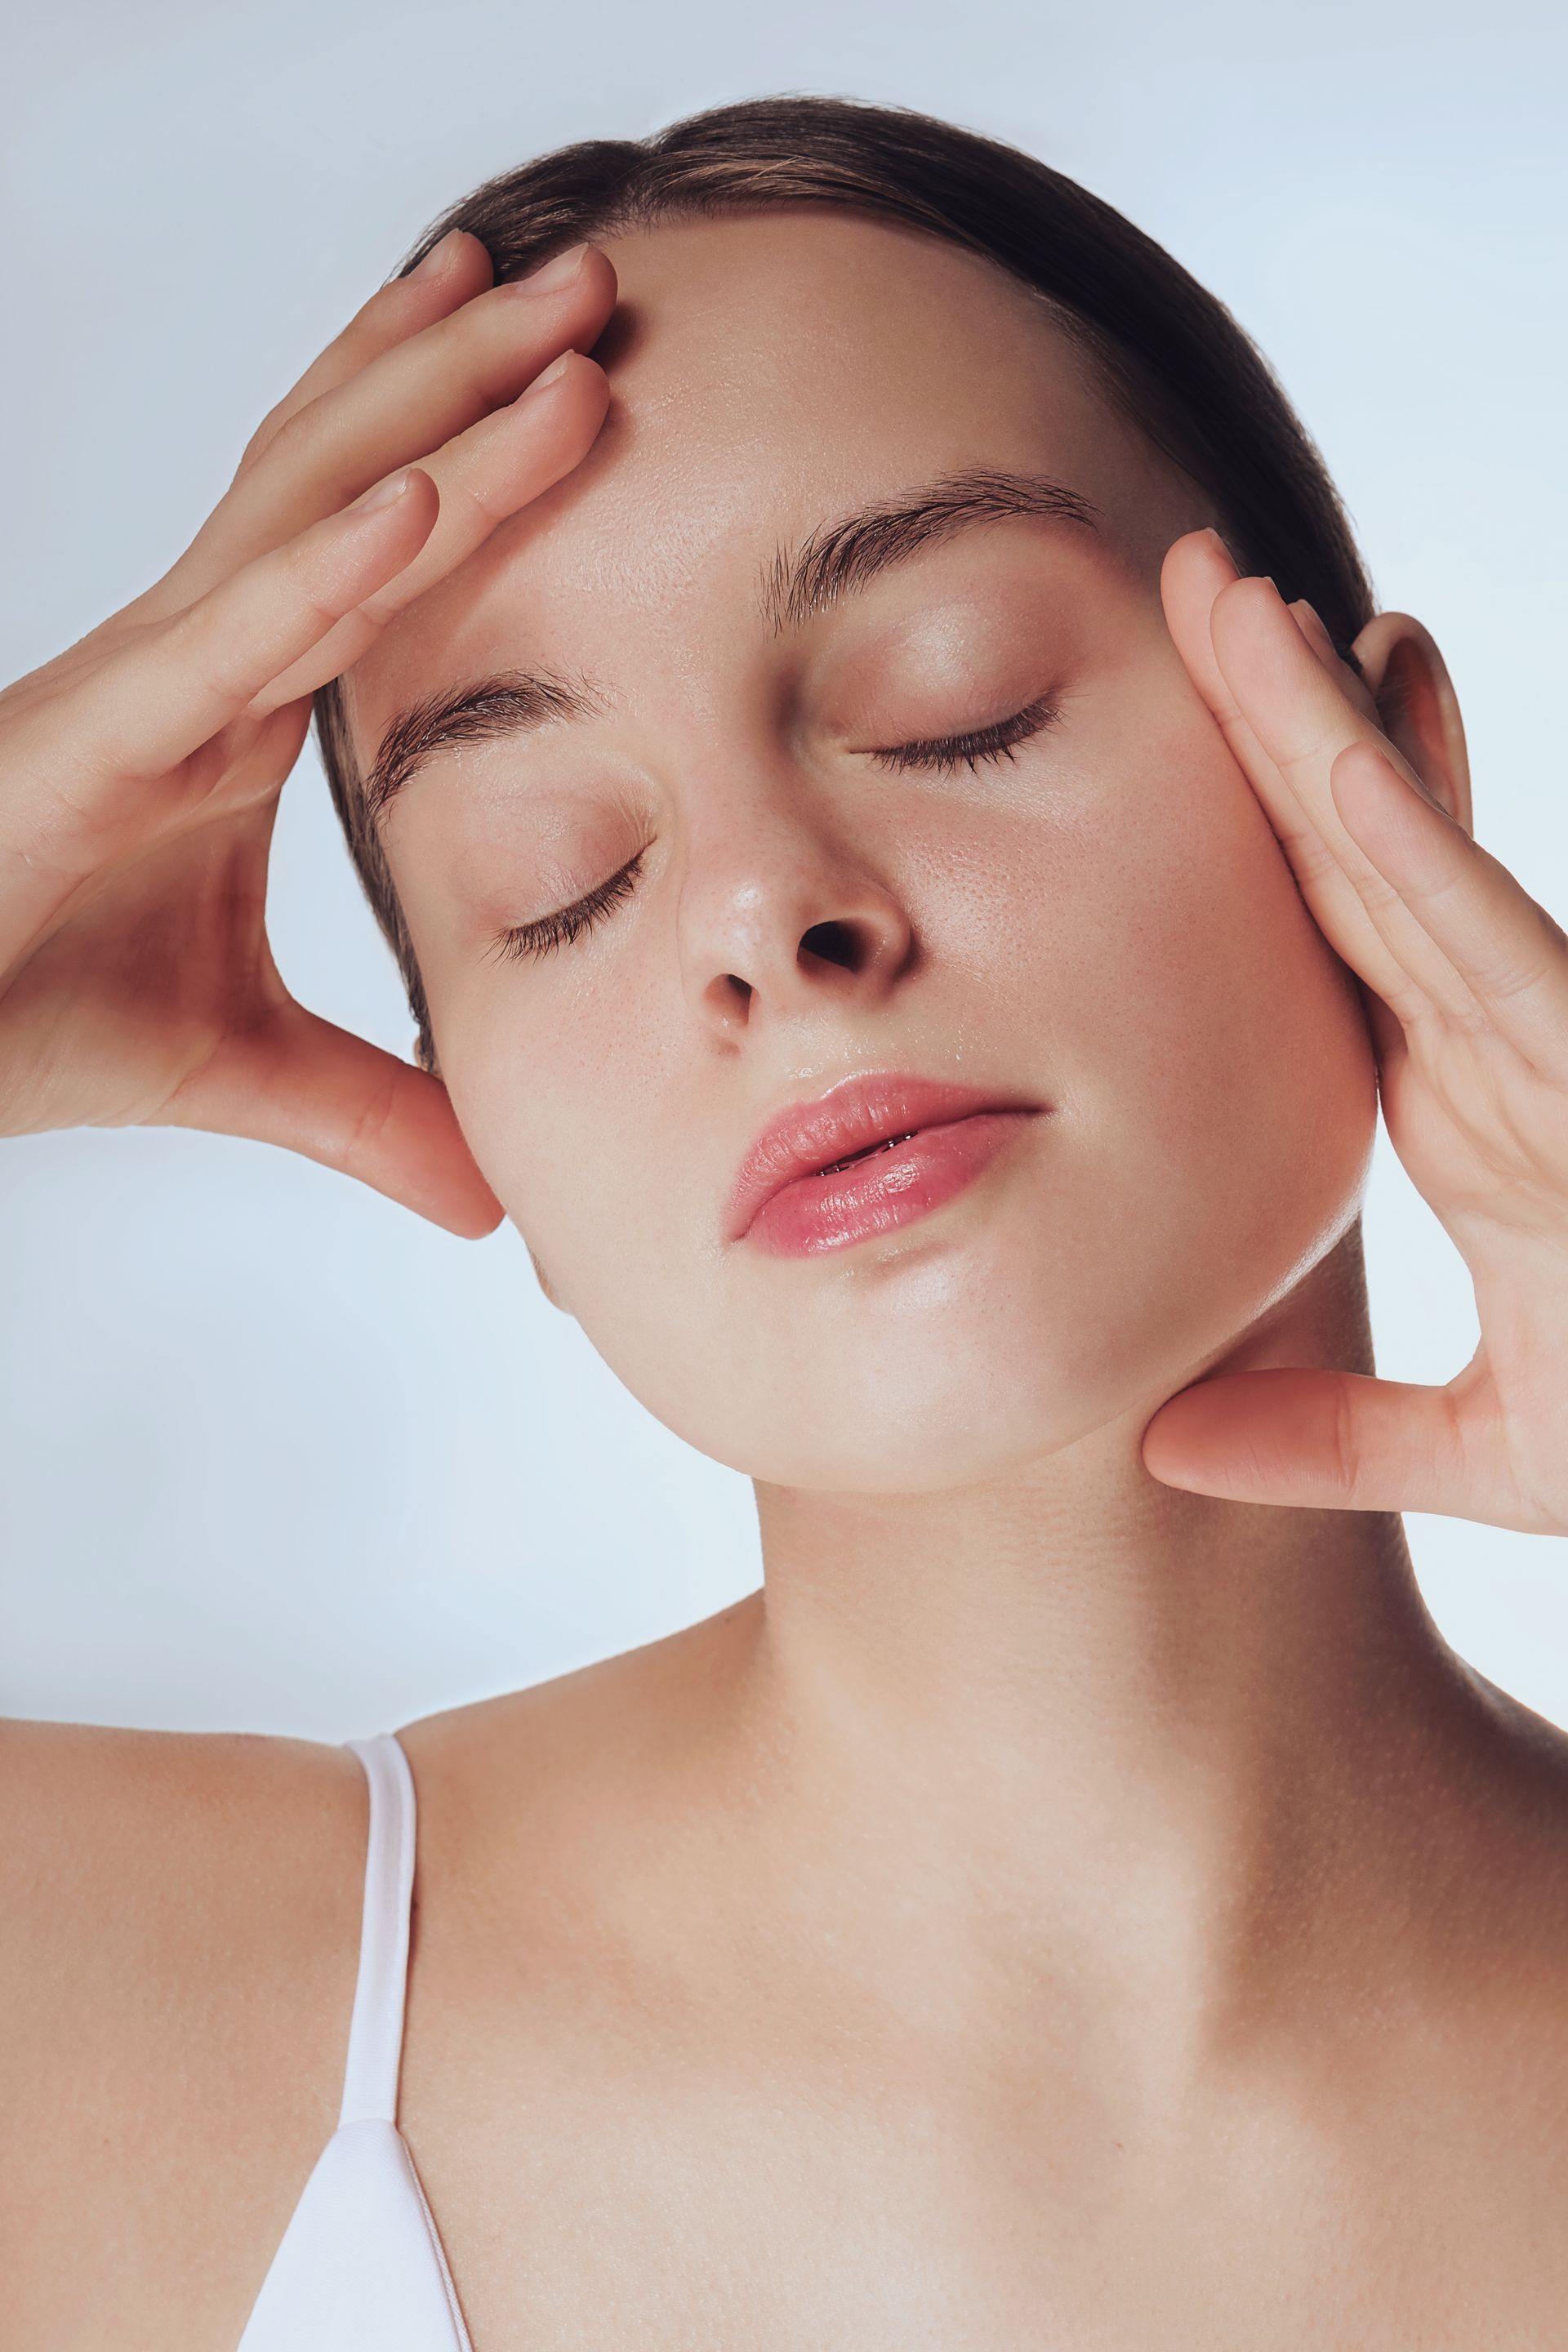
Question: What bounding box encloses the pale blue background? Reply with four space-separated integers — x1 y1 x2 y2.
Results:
1 0 1563 1739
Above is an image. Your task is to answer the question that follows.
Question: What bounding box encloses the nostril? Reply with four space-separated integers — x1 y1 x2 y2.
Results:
798 919 864 973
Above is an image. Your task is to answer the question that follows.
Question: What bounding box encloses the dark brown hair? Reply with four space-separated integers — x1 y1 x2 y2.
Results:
314 94 1374 1062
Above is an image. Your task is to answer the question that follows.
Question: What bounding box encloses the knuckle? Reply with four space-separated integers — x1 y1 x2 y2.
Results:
266 549 344 643
263 400 318 465
447 466 509 533
343 1062 402 1167
1328 1379 1364 1499
238 402 290 472
1278 722 1344 778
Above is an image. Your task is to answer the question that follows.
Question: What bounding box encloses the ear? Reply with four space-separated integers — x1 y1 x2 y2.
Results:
1348 611 1472 836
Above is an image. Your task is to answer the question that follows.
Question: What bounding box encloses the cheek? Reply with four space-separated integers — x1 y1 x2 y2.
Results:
1076 733 1374 1163
986 719 1378 1384
437 961 697 1313
880 702 1367 1125
430 716 1379 1490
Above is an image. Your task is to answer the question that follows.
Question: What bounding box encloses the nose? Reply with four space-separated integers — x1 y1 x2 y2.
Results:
676 795 916 1040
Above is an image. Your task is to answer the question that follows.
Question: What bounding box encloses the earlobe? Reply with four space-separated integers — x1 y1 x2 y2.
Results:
1348 612 1473 835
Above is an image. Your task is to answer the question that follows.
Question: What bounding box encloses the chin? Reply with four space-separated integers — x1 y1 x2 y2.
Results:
642 1321 1164 1495
581 1230 1172 1493
586 1149 1374 1494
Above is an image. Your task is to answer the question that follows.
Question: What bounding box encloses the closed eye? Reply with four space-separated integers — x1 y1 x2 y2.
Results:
488 692 1062 964
490 846 648 964
868 692 1062 774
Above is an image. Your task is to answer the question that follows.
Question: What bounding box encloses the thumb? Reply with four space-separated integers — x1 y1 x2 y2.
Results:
167 1000 503 1238
1140 1368 1472 1518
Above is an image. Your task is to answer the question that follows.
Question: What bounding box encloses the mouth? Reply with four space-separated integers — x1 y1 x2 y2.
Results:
725 1071 1045 1258
815 1129 920 1175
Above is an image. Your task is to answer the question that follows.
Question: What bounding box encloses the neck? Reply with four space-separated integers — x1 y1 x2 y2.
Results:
732 1231 1477 2022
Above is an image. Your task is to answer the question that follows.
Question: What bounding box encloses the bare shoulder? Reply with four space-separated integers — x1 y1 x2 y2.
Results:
393 1604 764 2023
0 1718 368 2352
401 1597 758 1763
0 1717 366 2018
395 1599 759 1860
0 1704 362 1845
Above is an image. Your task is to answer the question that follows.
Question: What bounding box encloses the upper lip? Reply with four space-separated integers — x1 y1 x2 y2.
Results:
724 1070 1043 1241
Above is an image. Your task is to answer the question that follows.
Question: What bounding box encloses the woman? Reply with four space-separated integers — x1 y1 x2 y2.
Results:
4 93 1567 2349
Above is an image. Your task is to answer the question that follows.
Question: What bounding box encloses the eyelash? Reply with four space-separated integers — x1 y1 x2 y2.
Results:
491 694 1061 962
491 848 648 964
867 692 1062 775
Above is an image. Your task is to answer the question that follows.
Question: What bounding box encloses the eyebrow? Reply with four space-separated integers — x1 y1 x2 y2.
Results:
362 670 606 825
363 467 1099 822
759 466 1100 633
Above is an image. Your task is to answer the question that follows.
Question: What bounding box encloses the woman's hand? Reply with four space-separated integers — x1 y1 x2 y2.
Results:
0 231 616 1234
1143 528 1568 1537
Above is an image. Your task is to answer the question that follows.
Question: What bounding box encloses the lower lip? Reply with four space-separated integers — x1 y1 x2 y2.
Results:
743 1110 1038 1258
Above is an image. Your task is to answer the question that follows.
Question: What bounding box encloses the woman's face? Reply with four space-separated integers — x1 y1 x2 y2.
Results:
345 209 1377 1490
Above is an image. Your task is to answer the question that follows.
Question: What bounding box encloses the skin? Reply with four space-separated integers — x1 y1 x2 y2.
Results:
3 206 1568 2350
363 215 1377 1493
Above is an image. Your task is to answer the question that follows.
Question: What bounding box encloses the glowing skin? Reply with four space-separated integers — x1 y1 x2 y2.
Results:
349 212 1377 1491
10 194 1568 2349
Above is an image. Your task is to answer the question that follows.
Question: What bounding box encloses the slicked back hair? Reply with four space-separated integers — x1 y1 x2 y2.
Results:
314 95 1374 1063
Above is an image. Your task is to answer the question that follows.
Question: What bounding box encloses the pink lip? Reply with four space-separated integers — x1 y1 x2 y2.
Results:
726 1072 1045 1258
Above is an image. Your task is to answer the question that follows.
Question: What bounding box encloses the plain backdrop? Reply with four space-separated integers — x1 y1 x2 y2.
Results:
1 0 1564 1741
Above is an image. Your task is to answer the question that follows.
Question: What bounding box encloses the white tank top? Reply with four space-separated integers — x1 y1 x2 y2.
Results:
237 1733 472 2350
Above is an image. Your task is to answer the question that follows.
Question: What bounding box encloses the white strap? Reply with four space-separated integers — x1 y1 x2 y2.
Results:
339 1732 416 2127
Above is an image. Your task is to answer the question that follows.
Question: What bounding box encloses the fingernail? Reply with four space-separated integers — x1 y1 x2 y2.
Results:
348 468 415 514
409 229 463 282
1290 597 1339 663
528 350 574 393
1198 525 1241 572
522 243 588 294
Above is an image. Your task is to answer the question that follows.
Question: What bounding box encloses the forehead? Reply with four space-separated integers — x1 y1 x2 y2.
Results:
348 208 1187 746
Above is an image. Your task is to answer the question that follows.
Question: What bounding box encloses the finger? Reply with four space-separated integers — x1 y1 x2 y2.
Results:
1287 598 1383 729
114 234 491 641
1163 539 1376 959
1205 574 1486 1031
251 350 611 711
168 245 617 603
1288 595 1339 669
2 471 439 915
167 998 503 1236
1164 536 1446 1028
1162 530 1277 784
85 469 438 765
1139 1368 1537 1529
234 229 495 477
1162 534 1372 729
1330 741 1568 1080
